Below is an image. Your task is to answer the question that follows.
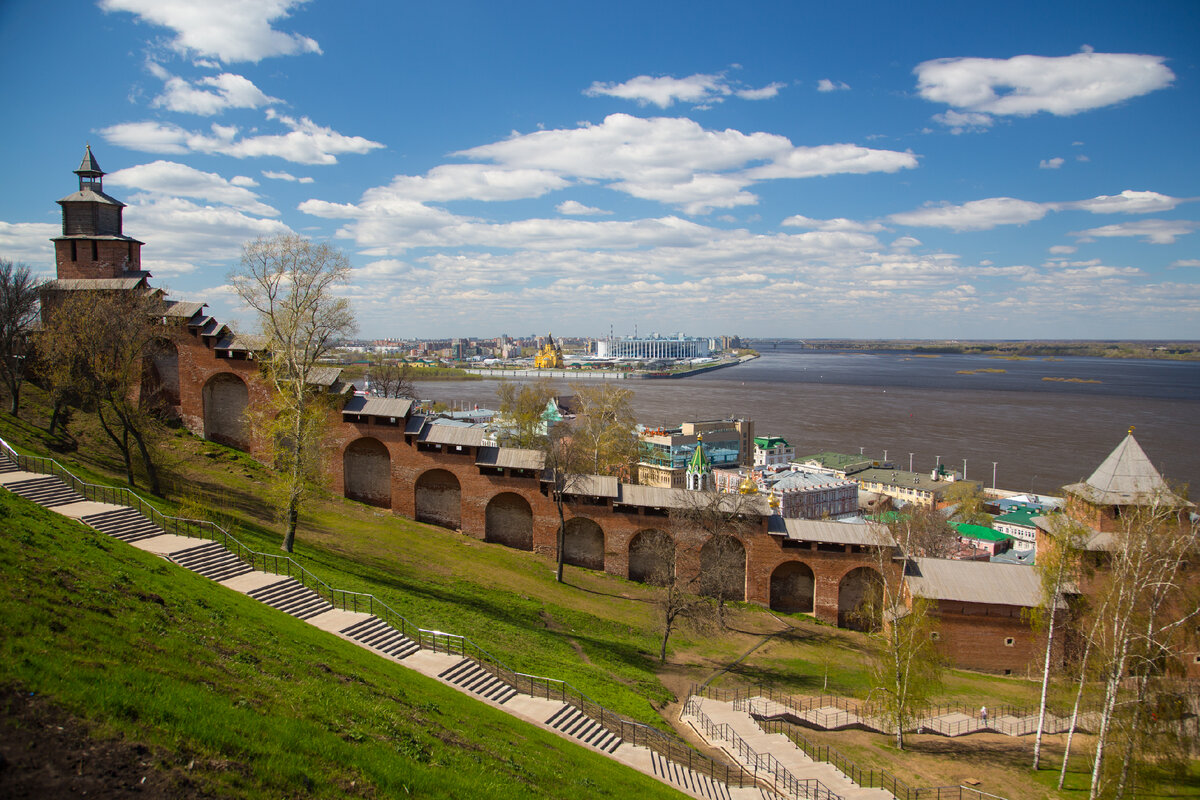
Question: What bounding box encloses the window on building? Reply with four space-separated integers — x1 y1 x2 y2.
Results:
930 632 940 641
1004 637 1015 647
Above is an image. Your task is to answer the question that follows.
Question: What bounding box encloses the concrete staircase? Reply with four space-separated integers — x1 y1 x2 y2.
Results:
169 540 256 582
5 475 84 507
82 507 166 544
545 704 623 753
648 750 744 800
339 616 420 660
438 658 520 705
0 454 19 475
246 577 333 620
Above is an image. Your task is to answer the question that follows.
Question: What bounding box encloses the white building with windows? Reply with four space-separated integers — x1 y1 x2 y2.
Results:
596 333 710 360
753 435 794 466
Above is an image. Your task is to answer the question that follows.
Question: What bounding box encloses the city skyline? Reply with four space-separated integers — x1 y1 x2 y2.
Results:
1 0 1197 339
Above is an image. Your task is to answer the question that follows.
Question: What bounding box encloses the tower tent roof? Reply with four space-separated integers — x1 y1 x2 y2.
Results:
76 144 103 176
1062 433 1186 506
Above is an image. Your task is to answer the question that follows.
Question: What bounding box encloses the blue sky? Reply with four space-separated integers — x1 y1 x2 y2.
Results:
1 0 1197 340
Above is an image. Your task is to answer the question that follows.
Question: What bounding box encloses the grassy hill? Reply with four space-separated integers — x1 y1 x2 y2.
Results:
0 488 693 798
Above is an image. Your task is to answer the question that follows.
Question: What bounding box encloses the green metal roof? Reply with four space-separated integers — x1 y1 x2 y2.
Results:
956 523 1012 542
754 436 790 449
994 509 1040 527
797 452 874 472
687 441 712 474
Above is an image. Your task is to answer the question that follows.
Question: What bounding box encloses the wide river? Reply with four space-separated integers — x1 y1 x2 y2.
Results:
411 347 1200 496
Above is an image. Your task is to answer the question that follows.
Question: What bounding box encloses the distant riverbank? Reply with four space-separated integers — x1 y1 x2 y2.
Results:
746 339 1200 361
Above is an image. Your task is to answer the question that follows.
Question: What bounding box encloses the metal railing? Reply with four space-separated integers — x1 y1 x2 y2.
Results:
683 697 842 800
0 436 755 791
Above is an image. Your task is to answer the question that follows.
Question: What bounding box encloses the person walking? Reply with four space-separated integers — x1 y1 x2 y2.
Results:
980 706 988 727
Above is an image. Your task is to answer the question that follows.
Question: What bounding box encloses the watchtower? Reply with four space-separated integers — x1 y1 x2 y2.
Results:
52 145 146 280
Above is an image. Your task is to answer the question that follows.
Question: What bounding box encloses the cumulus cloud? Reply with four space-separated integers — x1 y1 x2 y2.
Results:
152 71 281 115
377 164 569 203
930 109 994 134
1039 157 1064 169
584 73 784 107
1169 259 1200 269
817 79 850 92
556 200 611 216
915 51 1174 125
262 170 313 183
0 222 61 271
101 114 383 165
782 214 885 232
1059 190 1186 215
890 197 1048 231
1049 245 1077 254
457 113 915 214
1071 219 1199 245
107 160 279 216
99 0 321 63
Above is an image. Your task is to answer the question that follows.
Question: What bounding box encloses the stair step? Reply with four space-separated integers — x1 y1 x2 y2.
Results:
6 477 84 507
339 616 420 660
247 578 332 620
82 509 165 543
545 706 623 754
170 542 254 581
437 659 517 705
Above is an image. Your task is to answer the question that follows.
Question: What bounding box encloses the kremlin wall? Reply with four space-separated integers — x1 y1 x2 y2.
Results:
38 148 1199 679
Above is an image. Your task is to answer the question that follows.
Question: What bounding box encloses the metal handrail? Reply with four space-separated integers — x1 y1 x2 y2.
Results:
683 697 842 800
0 436 752 790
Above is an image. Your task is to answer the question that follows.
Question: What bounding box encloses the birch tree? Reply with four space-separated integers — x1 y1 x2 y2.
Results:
1086 495 1199 799
230 235 356 553
1030 512 1087 771
0 259 40 417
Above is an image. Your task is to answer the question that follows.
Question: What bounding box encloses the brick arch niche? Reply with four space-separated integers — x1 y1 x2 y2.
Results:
485 492 533 551
142 337 180 412
563 516 604 570
628 528 674 585
700 535 746 601
414 468 461 530
838 566 884 631
770 561 815 614
202 372 249 450
343 437 391 508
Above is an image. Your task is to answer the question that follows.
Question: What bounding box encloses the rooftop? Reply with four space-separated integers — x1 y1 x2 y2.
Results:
1062 433 1189 507
905 557 1045 608
795 452 876 474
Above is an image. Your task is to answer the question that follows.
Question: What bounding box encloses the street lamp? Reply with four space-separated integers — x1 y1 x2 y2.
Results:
909 452 914 472
992 461 998 490
962 459 967 480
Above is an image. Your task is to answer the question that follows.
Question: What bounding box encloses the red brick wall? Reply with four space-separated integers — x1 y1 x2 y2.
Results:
930 601 1045 675
54 239 141 280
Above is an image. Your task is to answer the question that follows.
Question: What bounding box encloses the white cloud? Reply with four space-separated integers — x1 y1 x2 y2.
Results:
1039 157 1064 169
1071 219 1199 245
107 160 279 216
930 109 994 134
122 195 292 273
915 51 1174 123
378 164 569 203
584 73 784 107
458 114 916 214
152 71 281 115
890 197 1048 231
1169 259 1200 269
1049 245 1077 254
0 222 61 272
101 114 383 165
817 79 850 92
557 200 611 216
782 215 885 232
736 82 786 100
229 175 258 187
1061 190 1185 215
99 0 321 63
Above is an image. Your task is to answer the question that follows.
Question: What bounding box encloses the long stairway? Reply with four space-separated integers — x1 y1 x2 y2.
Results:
340 616 421 660
545 704 623 753
5 475 84 507
648 750 741 800
438 658 519 705
82 507 166 544
247 577 334 620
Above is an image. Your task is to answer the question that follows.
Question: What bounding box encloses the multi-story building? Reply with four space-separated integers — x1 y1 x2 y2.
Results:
992 508 1041 552
852 468 966 509
597 334 710 360
793 452 882 478
637 418 754 488
713 466 858 520
753 435 795 467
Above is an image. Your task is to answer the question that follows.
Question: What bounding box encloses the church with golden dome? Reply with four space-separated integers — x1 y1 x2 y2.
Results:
533 333 564 369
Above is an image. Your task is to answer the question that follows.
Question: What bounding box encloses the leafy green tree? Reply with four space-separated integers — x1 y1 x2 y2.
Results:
229 234 356 553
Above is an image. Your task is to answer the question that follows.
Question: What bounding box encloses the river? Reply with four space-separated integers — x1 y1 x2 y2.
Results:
410 348 1200 496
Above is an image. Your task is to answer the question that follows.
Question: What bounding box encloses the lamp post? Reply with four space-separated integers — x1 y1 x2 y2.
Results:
992 461 998 490
909 452 914 472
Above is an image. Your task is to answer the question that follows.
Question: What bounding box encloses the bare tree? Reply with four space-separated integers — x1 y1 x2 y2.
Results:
673 490 758 628
495 378 555 449
570 383 638 478
892 504 957 558
864 519 943 751
369 359 418 400
36 289 169 493
229 234 356 553
944 480 990 526
0 259 40 416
